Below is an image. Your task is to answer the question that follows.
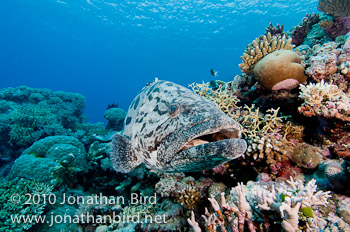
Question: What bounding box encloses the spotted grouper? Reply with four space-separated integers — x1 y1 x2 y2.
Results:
110 79 247 173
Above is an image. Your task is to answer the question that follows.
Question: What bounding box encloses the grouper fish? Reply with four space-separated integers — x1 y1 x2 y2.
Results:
110 79 247 173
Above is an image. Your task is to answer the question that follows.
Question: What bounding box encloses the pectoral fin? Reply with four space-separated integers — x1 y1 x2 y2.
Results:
110 134 142 173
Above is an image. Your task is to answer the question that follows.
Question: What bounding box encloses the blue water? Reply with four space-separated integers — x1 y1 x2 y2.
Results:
0 0 320 123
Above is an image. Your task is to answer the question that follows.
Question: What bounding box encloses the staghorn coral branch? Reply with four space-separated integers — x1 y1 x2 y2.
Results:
187 211 202 232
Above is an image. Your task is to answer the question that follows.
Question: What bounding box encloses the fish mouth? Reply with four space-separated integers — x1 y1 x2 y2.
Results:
179 127 240 152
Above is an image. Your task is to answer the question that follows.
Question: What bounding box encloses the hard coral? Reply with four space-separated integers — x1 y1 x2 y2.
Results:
188 179 331 232
264 22 284 36
253 50 306 90
318 0 350 18
298 80 350 121
289 143 324 169
320 17 350 39
239 32 294 73
0 178 53 231
292 13 320 46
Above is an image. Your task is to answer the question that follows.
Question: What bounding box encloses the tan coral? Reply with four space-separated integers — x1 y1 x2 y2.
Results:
253 50 306 90
239 32 295 73
289 143 324 169
246 132 294 165
317 0 350 18
177 185 202 210
189 82 240 118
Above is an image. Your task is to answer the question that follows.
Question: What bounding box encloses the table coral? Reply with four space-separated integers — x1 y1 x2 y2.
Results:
298 80 350 121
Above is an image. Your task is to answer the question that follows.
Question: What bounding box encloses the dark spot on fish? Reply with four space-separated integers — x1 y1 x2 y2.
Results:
148 146 155 152
147 83 157 95
144 152 151 159
126 117 132 125
145 130 153 138
148 94 153 101
155 97 160 103
134 96 140 109
140 123 146 132
153 87 160 93
130 100 135 109
154 105 167 115
166 83 174 86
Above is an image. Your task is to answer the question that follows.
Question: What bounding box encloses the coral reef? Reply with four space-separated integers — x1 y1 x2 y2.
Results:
289 143 324 169
291 13 320 46
298 80 350 121
253 50 306 90
317 0 350 18
239 32 294 73
188 178 331 231
319 17 350 39
9 136 92 186
264 22 284 36
0 178 53 231
307 159 350 190
0 86 85 148
155 173 209 211
8 154 66 186
104 107 126 131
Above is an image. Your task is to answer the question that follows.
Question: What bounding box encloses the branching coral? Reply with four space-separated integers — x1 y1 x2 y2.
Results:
189 82 240 118
264 23 284 36
239 32 294 73
188 178 331 232
0 178 53 231
246 132 294 165
155 173 206 210
317 0 350 18
298 80 350 121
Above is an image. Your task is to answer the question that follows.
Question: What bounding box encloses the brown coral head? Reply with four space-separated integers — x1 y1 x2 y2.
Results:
253 50 306 90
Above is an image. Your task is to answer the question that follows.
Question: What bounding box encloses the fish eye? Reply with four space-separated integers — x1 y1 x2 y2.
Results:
169 103 181 117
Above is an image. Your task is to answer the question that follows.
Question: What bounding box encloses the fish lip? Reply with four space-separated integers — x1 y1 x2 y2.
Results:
175 115 242 154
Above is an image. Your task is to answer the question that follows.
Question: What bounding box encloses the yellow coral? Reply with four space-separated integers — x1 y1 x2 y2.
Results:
239 32 295 73
189 82 240 118
177 185 202 210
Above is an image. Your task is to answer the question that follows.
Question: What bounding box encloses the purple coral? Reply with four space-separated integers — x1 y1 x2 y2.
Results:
291 13 320 46
321 17 350 39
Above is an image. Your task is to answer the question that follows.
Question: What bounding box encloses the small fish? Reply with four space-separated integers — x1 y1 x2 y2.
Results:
210 69 219 77
110 79 247 173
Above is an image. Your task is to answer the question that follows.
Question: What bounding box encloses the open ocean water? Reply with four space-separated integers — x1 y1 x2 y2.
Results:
1 0 319 122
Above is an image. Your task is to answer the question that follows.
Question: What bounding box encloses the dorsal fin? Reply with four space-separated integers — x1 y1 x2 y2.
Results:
110 134 142 173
